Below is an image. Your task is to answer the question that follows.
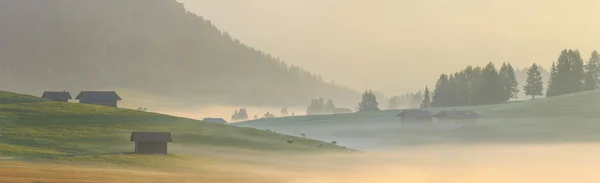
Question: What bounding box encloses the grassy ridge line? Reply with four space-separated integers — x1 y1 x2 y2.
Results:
0 91 354 166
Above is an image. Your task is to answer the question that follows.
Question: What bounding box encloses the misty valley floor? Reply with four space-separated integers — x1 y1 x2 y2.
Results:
237 90 600 151
1 91 600 182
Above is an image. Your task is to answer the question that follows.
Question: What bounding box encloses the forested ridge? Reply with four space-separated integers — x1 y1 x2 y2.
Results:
0 0 358 106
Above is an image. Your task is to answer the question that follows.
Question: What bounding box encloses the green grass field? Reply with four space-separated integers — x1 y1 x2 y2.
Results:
237 90 600 149
0 91 351 168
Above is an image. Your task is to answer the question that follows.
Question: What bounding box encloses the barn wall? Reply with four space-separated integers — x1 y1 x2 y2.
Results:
135 142 167 154
80 99 118 107
437 118 477 124
48 98 68 102
401 116 432 124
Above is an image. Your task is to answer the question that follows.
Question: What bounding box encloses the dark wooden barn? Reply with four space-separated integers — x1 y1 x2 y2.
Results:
395 109 434 124
75 91 122 107
130 132 173 155
41 91 72 102
202 117 227 124
434 110 479 125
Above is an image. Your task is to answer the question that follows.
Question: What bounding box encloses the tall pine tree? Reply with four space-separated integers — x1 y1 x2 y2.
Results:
524 63 544 99
499 62 519 101
547 50 572 97
472 62 503 105
583 50 600 91
569 49 585 92
431 74 451 107
358 90 379 112
420 86 431 108
547 61 558 96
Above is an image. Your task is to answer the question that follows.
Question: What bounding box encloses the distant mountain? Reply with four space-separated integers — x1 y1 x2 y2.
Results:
0 0 358 107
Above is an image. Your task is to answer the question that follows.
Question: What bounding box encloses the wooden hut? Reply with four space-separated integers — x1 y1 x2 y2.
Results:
395 109 434 124
75 91 122 107
434 110 479 125
130 132 173 155
41 91 72 102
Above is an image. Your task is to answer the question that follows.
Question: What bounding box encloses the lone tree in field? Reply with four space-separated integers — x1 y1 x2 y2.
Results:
358 90 380 112
420 86 431 108
524 63 544 99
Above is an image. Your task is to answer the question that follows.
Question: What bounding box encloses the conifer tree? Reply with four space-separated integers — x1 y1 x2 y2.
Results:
547 61 558 97
584 50 600 91
280 108 288 116
472 62 503 105
420 86 431 108
524 63 544 99
358 90 379 112
499 62 519 101
431 74 451 107
325 99 336 113
570 49 585 92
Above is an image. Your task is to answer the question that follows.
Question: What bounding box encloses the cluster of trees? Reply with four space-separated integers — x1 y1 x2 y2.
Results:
358 90 380 112
422 49 600 108
424 62 519 107
231 108 249 121
388 92 424 109
280 108 295 116
0 0 358 107
547 50 600 97
263 112 276 118
306 98 336 115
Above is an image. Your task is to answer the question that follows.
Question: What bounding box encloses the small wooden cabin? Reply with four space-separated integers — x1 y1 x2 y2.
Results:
41 91 72 102
75 91 122 107
202 117 227 124
130 132 173 155
395 109 434 124
434 110 479 125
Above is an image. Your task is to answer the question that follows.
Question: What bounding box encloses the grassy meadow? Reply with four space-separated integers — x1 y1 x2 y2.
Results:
237 90 600 149
0 91 352 170
2 90 600 182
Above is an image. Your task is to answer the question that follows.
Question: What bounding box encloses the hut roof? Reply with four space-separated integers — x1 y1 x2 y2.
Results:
130 132 173 142
41 91 72 100
202 118 227 123
75 91 122 100
395 109 434 118
434 110 479 119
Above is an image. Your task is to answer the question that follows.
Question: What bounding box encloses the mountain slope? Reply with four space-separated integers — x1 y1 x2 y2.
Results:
0 0 358 107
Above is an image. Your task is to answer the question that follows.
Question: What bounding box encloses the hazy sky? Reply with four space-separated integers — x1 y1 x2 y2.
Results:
178 0 600 95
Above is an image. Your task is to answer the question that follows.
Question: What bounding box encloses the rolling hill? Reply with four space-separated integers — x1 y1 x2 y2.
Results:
0 0 358 107
237 90 600 150
0 91 352 168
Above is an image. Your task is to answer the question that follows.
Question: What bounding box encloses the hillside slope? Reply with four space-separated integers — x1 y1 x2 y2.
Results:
0 0 358 107
0 91 351 166
238 90 600 150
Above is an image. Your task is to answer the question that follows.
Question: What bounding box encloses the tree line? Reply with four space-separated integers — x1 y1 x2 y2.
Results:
422 49 600 108
387 92 424 109
306 98 336 115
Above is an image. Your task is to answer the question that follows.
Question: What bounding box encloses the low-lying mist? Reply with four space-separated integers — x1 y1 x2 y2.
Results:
118 143 600 182
219 143 600 183
152 105 307 121
11 143 599 182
